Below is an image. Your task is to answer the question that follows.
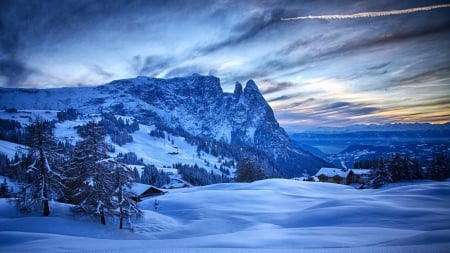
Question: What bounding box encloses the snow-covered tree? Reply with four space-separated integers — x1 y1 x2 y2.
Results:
105 159 142 229
369 158 393 188
69 121 114 225
15 118 64 216
141 165 170 187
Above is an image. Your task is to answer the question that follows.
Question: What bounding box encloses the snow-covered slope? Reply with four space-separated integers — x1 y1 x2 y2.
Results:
0 74 330 176
0 179 449 252
0 110 233 179
0 140 27 159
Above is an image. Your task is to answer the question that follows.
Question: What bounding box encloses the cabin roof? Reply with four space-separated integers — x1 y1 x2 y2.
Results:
130 183 164 196
315 168 352 178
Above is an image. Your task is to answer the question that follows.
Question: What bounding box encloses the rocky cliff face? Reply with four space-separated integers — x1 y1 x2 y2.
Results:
0 74 330 176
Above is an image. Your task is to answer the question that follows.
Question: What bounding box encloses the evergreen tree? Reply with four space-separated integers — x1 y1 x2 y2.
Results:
106 159 142 229
0 178 9 197
388 154 403 182
69 121 114 225
369 158 393 188
132 167 140 182
235 157 266 183
140 165 170 187
429 154 450 181
15 118 64 216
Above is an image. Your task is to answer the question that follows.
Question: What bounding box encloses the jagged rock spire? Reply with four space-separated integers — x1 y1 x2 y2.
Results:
234 82 243 98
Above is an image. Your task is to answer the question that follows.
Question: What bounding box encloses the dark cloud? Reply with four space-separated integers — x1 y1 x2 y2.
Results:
259 19 450 75
306 101 380 117
0 0 216 86
130 56 172 77
89 65 113 79
276 34 324 55
366 63 390 71
0 1 31 86
394 64 450 86
285 98 316 109
164 64 207 78
0 59 33 87
268 95 291 103
259 81 295 94
199 7 298 54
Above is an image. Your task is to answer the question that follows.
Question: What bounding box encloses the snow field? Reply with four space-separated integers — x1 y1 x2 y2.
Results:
1 179 449 252
111 124 235 176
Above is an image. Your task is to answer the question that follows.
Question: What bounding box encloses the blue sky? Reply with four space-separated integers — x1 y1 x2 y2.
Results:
1 0 449 130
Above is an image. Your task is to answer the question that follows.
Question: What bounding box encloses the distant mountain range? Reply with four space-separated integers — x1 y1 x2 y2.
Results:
290 122 450 134
289 122 450 169
290 123 450 154
0 74 330 177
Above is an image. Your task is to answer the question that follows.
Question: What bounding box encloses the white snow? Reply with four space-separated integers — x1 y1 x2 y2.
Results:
0 179 449 252
0 140 27 158
315 167 351 178
0 110 59 126
110 124 233 176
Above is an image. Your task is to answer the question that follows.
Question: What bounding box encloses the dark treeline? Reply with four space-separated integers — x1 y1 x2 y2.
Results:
0 118 28 145
99 112 139 146
174 163 231 186
355 153 450 188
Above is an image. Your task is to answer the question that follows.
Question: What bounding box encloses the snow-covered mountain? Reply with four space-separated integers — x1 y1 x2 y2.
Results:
0 74 329 177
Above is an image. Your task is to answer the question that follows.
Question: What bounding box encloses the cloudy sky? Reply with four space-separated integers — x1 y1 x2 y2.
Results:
1 0 449 130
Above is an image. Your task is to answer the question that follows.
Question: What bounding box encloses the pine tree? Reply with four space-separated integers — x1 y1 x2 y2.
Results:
0 178 9 197
132 167 140 182
106 159 142 229
69 121 114 225
369 158 393 188
429 154 450 181
15 118 64 216
388 154 402 182
235 157 266 183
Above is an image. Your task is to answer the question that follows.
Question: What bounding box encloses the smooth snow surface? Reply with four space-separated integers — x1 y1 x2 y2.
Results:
1 179 449 253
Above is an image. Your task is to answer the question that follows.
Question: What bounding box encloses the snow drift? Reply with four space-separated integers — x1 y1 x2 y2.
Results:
0 179 449 252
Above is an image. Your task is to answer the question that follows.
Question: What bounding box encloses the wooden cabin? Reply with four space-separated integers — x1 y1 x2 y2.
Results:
315 168 353 185
130 183 166 202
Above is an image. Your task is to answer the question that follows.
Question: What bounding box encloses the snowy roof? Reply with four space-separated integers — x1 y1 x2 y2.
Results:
130 183 153 196
351 169 372 175
315 168 351 178
130 183 165 196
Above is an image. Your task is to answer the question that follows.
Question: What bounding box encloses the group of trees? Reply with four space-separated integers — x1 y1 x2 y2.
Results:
100 113 139 146
139 165 170 188
235 157 266 183
0 119 25 144
1 119 142 228
174 156 266 186
174 163 231 186
356 153 450 188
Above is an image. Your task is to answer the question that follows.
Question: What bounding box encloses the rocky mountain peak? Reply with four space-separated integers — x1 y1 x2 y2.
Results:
243 80 261 95
0 74 331 177
234 82 243 98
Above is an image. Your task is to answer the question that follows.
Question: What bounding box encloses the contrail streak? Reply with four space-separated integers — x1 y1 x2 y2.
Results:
281 3 450 21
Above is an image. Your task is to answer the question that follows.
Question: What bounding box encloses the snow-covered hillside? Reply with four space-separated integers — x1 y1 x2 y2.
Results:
0 179 449 252
0 109 235 181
